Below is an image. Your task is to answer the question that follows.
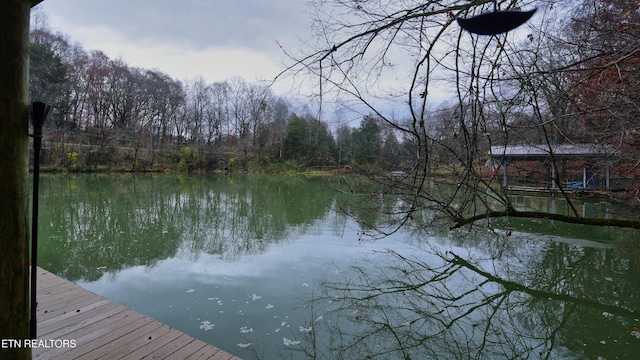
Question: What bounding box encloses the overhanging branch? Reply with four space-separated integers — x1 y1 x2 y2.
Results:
450 209 640 230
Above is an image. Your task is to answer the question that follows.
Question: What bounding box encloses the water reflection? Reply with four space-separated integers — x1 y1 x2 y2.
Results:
509 193 617 219
297 237 639 359
36 174 639 359
39 174 342 281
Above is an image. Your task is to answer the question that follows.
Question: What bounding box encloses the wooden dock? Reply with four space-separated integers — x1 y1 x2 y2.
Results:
33 267 241 360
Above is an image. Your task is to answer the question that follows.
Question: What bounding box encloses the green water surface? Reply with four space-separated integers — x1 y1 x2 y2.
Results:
36 173 640 359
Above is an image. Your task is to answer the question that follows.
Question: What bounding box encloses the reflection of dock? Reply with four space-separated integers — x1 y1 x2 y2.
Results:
34 267 239 359
505 185 606 196
507 186 560 193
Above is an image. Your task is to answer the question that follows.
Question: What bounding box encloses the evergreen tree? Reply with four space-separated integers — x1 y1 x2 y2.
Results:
352 116 381 165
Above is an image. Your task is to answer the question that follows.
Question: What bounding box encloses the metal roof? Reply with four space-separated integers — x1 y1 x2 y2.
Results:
489 144 617 161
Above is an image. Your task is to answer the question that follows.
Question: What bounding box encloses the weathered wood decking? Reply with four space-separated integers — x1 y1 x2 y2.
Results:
34 267 240 360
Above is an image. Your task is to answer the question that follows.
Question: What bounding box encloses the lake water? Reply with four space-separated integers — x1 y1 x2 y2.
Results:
37 174 640 359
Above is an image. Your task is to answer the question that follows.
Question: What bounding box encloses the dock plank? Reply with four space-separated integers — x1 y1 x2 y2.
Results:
38 294 103 322
34 267 240 360
33 308 131 359
38 302 124 337
140 333 195 359
38 299 114 334
159 338 210 360
37 316 151 359
76 320 164 360
119 326 184 360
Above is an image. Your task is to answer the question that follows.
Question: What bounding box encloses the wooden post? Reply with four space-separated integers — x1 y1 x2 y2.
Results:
550 161 557 190
0 1 33 359
502 162 508 188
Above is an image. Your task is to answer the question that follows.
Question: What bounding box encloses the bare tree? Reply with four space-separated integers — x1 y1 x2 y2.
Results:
184 76 210 144
228 76 251 144
206 81 230 148
282 0 640 232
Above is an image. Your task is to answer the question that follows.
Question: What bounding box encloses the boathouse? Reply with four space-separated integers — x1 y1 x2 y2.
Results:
488 144 617 191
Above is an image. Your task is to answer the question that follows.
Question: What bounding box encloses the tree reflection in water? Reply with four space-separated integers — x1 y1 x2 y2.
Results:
37 174 639 358
291 237 639 360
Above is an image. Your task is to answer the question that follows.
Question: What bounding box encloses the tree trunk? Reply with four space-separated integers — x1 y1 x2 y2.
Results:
0 1 32 359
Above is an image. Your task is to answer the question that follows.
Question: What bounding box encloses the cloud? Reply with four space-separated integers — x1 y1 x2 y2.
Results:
39 0 308 54
59 24 283 83
38 0 311 90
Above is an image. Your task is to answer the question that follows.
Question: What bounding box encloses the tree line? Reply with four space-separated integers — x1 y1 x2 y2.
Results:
29 15 415 172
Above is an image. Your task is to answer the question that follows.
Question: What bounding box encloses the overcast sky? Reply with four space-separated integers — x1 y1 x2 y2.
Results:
33 0 478 121
35 0 314 94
